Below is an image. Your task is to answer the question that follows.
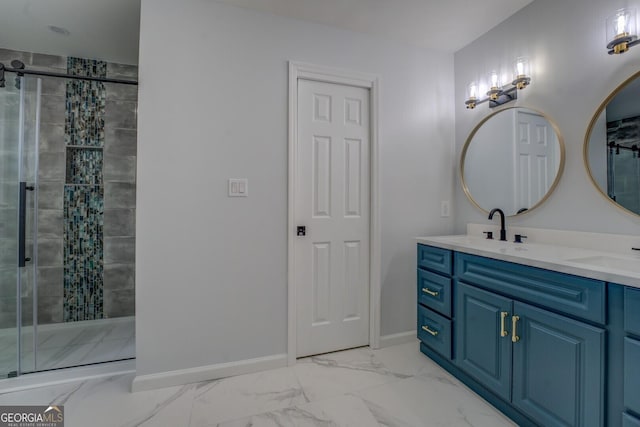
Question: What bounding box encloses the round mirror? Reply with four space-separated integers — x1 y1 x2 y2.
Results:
585 71 640 217
461 107 565 216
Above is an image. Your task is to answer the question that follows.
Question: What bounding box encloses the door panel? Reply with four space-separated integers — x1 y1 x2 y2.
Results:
455 282 512 400
296 79 370 357
514 111 557 212
512 302 604 427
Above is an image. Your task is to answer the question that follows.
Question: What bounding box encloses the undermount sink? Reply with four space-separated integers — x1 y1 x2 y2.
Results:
565 255 640 274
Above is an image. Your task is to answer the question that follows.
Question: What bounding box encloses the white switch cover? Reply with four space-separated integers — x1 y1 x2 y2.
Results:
441 201 450 217
228 179 248 197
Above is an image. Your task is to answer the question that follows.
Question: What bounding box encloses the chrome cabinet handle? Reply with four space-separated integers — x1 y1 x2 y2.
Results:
512 315 520 343
421 288 439 297
421 325 439 336
500 311 509 337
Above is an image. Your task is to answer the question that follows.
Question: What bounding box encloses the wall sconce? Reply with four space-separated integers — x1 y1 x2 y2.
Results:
512 57 531 89
607 8 639 54
465 59 531 110
465 82 478 109
487 71 502 101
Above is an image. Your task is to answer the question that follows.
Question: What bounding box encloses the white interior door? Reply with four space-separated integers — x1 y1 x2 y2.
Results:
295 79 370 358
513 111 557 211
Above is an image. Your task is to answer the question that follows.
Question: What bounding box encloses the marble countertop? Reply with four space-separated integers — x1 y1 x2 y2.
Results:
416 235 640 289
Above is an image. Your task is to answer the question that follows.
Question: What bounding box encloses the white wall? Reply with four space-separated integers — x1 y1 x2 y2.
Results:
454 0 640 234
136 0 455 379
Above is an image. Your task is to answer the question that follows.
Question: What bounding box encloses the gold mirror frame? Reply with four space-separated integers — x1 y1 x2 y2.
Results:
583 70 640 218
460 106 566 216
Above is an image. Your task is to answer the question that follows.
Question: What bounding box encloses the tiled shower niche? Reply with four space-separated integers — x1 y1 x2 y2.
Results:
65 148 103 185
0 47 137 328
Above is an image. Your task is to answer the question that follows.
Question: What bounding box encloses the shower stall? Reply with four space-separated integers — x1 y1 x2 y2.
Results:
0 50 137 378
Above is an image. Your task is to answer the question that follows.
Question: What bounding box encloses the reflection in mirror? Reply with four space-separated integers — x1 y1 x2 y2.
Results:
461 107 564 216
586 73 640 216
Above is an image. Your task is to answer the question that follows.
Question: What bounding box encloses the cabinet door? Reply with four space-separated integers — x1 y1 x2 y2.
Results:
455 282 512 401
512 302 605 427
624 337 640 415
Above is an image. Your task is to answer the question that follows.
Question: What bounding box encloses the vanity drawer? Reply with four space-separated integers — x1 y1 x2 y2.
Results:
624 337 640 415
625 287 640 336
418 244 452 276
417 304 452 359
623 413 640 427
417 269 451 317
455 253 606 324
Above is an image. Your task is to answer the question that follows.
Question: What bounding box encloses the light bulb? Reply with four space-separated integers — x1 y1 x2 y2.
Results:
516 61 524 76
490 72 499 89
617 13 628 35
468 82 477 99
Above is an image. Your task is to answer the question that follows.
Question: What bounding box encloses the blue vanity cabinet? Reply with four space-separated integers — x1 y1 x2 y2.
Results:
624 287 640 424
624 413 640 427
455 277 604 426
456 282 512 401
417 245 453 360
418 244 609 427
512 302 604 427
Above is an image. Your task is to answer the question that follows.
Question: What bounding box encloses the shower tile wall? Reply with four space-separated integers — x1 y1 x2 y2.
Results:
0 48 137 328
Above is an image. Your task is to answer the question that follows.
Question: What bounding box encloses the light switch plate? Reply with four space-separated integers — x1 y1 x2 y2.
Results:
441 200 450 217
228 179 248 197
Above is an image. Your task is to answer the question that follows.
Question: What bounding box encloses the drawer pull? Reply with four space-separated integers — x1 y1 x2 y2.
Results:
421 325 439 336
500 311 509 337
512 315 520 343
422 287 439 297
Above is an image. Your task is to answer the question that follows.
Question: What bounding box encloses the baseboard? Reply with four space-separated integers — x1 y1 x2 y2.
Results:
378 330 417 348
131 353 288 392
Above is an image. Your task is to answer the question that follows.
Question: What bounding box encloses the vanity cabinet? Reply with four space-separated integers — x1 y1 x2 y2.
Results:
417 244 610 427
455 257 605 427
416 245 453 360
624 288 640 425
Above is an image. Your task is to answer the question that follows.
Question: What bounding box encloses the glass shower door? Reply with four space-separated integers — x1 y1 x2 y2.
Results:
0 75 39 378
18 76 40 374
0 76 22 378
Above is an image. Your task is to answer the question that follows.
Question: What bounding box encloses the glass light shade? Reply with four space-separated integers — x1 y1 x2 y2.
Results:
607 8 637 44
488 71 501 89
514 57 530 78
467 82 478 100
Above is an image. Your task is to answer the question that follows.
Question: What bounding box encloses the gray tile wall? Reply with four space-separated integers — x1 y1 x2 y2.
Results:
103 64 137 320
0 48 137 328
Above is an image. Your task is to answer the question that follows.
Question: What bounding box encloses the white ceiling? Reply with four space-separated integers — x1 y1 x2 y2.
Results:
214 0 535 52
0 0 141 65
0 0 534 66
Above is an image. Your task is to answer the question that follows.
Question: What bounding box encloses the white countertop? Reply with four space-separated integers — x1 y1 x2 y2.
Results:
416 235 640 289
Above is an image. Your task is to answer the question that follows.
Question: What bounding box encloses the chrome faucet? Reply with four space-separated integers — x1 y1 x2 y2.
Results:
488 208 507 241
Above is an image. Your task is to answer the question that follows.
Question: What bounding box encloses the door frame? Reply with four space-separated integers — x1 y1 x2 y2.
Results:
287 61 381 365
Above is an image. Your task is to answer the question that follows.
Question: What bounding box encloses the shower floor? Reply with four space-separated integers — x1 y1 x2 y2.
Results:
0 316 134 376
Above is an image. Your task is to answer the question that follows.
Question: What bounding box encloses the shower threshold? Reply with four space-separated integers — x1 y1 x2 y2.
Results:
0 316 135 377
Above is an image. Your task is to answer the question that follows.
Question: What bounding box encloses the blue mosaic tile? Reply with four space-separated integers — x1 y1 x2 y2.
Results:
65 148 103 185
65 57 106 147
63 185 104 322
63 57 107 322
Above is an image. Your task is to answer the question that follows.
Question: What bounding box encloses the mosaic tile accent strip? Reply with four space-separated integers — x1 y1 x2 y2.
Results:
63 57 107 322
65 147 103 185
63 185 104 322
65 57 106 147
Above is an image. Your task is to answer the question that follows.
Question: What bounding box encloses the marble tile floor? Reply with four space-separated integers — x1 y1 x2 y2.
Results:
0 341 516 427
0 317 135 376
